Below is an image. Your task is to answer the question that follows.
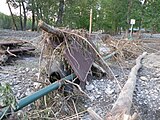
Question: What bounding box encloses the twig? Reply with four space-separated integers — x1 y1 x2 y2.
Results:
6 47 17 57
64 79 90 98
31 80 49 85
60 110 87 120
93 62 106 73
37 43 45 81
63 33 80 69
71 99 79 120
20 35 42 47
48 41 65 76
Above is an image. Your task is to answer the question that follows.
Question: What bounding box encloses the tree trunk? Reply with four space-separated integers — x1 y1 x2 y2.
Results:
32 11 35 31
56 0 65 26
31 0 35 31
19 2 23 30
35 1 39 24
125 0 132 38
22 1 27 31
39 7 43 20
7 2 18 30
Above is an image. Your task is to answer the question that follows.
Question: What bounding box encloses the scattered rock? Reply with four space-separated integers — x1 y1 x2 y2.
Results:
86 84 94 91
140 76 148 81
105 87 114 95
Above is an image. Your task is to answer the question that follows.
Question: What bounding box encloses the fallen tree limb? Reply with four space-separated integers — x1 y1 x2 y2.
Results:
38 20 63 37
106 52 147 120
0 47 35 54
0 40 26 46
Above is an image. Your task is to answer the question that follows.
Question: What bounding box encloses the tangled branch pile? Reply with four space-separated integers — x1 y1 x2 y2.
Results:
37 20 110 83
103 38 144 61
28 21 107 119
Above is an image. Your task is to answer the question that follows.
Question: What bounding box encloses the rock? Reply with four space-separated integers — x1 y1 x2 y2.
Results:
26 68 29 72
95 88 99 92
25 88 34 96
140 76 148 81
35 73 40 77
105 87 114 95
86 84 94 91
32 68 36 71
151 78 159 81
84 105 88 108
100 79 104 82
33 82 41 89
155 73 160 77
0 54 8 63
115 74 119 77
89 96 95 102
95 94 101 99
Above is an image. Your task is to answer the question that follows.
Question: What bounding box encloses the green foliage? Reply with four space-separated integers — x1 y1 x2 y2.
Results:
0 12 12 29
143 0 160 32
2 0 160 33
0 83 16 109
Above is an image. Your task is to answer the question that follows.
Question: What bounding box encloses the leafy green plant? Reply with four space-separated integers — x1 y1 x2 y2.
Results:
0 83 16 108
0 83 17 119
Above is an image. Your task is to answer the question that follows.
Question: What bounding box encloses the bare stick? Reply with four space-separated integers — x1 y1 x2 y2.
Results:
6 47 17 57
93 62 106 73
64 79 90 98
71 99 79 120
89 9 92 35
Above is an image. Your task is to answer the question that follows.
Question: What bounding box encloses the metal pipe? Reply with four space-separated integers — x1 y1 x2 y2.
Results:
0 74 76 118
0 51 115 118
15 74 75 111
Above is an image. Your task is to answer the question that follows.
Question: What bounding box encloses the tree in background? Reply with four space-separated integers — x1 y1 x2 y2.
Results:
56 0 65 26
6 0 18 30
3 0 160 34
0 12 12 29
143 0 160 33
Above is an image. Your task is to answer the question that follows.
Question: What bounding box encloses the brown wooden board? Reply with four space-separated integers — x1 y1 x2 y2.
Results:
64 41 94 82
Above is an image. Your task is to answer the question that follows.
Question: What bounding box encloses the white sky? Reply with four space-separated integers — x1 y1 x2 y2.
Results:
0 0 19 15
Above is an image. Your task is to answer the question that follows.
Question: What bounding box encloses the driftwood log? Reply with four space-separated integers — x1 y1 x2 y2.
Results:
38 20 64 37
106 52 147 120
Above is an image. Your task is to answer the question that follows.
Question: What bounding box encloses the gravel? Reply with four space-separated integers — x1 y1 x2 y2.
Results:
1 30 160 120
0 30 40 104
0 57 39 100
82 52 160 120
133 53 160 120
